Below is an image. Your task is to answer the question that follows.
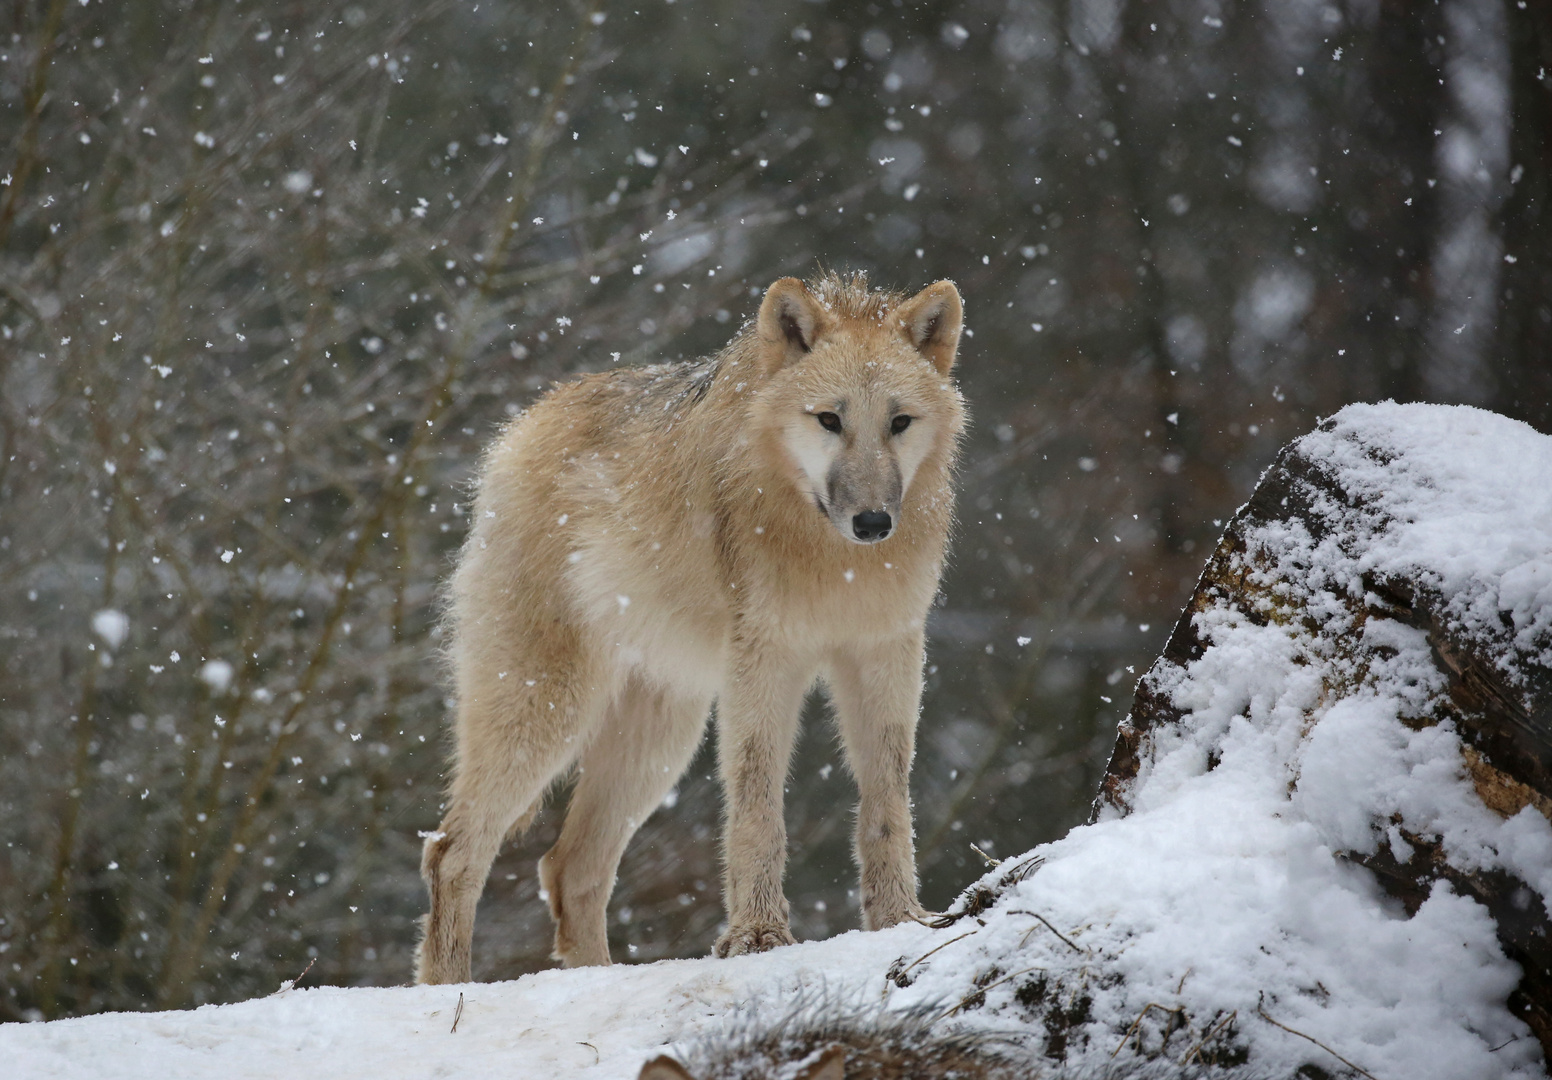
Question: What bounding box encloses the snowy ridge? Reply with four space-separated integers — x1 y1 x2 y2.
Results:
4 402 1549 1079
0 929 937 1079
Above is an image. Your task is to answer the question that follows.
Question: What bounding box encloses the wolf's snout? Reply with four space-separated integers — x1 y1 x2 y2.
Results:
852 510 893 542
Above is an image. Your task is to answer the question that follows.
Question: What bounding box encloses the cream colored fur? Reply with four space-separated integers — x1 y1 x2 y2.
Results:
415 272 967 983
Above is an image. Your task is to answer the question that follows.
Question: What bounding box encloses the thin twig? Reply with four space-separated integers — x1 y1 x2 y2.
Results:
1007 910 1085 954
884 931 978 998
275 957 316 995
0 0 71 247
1111 1002 1186 1059
578 1042 599 1065
1181 1010 1236 1066
968 843 999 868
1005 853 1045 883
933 965 1045 1022
1255 995 1378 1080
451 991 465 1034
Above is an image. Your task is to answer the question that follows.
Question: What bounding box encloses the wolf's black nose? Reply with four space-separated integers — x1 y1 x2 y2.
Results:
852 510 893 541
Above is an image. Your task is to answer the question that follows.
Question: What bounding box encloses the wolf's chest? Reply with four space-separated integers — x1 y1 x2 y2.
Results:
564 539 731 695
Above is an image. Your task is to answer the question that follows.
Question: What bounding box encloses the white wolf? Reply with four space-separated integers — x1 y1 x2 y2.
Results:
416 271 967 982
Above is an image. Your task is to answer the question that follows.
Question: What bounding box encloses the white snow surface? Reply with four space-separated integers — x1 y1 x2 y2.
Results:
1300 402 1552 671
5 401 1549 1079
0 929 936 1080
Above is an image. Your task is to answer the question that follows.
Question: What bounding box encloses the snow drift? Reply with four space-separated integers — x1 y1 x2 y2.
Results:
3 401 1549 1079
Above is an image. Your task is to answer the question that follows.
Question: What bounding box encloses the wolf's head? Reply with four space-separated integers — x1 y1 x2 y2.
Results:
751 274 966 546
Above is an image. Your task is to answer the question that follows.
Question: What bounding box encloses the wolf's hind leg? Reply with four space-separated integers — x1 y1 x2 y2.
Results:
540 677 710 967
415 667 605 985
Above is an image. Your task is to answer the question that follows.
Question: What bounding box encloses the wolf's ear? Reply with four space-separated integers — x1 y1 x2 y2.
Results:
638 1055 696 1080
895 280 963 375
796 1045 846 1080
757 277 832 374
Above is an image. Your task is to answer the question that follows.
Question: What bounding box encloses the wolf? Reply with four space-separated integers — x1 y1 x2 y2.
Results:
415 271 967 983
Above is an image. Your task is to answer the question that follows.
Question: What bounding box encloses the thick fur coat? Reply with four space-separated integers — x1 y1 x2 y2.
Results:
416 272 967 982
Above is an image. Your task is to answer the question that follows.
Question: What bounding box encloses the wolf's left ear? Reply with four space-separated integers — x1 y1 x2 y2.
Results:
894 280 963 375
757 277 832 374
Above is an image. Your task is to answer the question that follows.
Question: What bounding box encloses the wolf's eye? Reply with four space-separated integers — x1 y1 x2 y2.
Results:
890 415 913 435
816 412 842 433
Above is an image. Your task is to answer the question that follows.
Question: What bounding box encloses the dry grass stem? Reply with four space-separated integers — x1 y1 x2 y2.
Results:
1180 1009 1236 1066
1110 1002 1186 1060
1255 997 1378 1080
1007 910 1085 955
274 958 316 996
933 966 1045 1023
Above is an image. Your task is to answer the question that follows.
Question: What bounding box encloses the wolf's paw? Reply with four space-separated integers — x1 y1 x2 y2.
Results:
714 922 796 958
863 900 931 931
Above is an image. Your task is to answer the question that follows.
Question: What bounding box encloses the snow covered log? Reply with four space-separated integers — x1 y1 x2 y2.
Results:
1098 401 1552 1059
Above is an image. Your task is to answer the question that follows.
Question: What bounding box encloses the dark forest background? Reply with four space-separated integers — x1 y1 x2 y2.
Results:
1 0 1548 1019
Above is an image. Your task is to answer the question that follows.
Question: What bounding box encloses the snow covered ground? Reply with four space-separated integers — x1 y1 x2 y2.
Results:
0 926 938 1079
4 402 1550 1079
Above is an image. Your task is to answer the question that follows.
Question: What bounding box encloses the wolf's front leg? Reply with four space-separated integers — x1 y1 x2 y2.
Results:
829 632 929 930
713 645 812 957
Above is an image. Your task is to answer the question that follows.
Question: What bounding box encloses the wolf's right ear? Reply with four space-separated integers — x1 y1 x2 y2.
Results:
757 277 832 374
638 1055 696 1080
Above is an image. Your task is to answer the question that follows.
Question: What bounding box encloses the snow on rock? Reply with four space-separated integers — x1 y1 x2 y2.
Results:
5 401 1549 1079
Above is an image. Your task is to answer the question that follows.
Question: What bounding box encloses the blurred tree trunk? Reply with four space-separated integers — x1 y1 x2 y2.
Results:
1351 0 1449 401
1497 0 1552 422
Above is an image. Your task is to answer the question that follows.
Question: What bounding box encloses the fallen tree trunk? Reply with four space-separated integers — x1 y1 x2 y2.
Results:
1098 404 1552 1057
